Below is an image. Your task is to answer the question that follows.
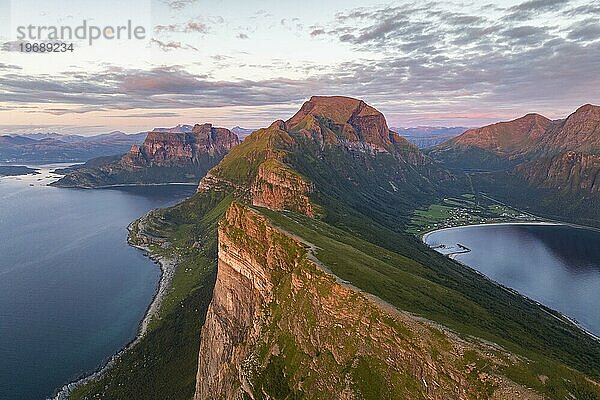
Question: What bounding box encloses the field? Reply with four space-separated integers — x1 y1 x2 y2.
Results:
406 193 541 236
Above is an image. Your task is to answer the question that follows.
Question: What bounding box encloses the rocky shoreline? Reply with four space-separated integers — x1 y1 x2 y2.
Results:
51 212 175 400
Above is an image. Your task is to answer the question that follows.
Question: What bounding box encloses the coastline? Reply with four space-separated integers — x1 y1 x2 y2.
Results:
51 213 175 400
421 221 563 243
422 221 600 344
52 182 199 189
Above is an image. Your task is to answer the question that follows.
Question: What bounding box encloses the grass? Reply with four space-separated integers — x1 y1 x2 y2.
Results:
407 193 541 235
68 126 600 400
258 207 600 398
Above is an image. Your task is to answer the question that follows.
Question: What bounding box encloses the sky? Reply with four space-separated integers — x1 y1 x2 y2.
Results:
0 0 599 135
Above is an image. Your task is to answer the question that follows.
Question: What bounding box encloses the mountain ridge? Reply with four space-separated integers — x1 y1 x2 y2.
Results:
66 97 600 400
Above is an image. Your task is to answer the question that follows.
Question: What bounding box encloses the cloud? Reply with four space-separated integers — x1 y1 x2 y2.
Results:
0 63 22 70
108 112 181 118
504 0 571 20
1 41 24 52
185 21 208 33
163 0 198 10
563 4 600 17
509 0 570 13
154 20 209 34
237 33 249 39
150 38 198 52
566 19 600 41
154 24 179 33
1 1 598 128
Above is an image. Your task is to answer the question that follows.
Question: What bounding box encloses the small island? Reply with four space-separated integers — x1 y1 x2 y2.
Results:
0 165 40 177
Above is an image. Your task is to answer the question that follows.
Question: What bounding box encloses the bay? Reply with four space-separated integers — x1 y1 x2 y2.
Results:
0 165 195 400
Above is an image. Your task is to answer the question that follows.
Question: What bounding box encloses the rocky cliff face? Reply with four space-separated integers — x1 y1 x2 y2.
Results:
52 124 239 187
124 123 239 167
285 96 426 160
250 159 315 217
194 202 543 400
538 104 600 154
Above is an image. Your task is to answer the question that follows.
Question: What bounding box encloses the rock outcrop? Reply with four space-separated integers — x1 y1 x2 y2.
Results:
194 202 543 400
197 96 450 217
122 123 239 167
52 124 239 188
285 96 426 161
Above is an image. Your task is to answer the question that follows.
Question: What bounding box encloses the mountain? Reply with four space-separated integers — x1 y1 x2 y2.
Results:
52 124 239 188
429 104 600 225
0 165 39 177
70 96 600 400
430 113 552 169
390 126 467 148
0 131 147 163
231 126 255 139
0 135 38 146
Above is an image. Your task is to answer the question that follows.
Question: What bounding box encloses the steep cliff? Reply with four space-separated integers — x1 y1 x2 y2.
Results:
195 203 544 400
191 98 600 400
64 97 600 400
52 124 239 188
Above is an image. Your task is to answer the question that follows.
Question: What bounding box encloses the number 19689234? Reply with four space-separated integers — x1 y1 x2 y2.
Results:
20 42 74 52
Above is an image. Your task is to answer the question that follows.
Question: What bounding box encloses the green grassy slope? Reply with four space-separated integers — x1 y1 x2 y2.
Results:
261 209 600 389
69 113 600 399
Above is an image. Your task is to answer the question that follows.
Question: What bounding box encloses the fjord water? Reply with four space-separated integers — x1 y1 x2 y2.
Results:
425 223 600 336
0 167 196 400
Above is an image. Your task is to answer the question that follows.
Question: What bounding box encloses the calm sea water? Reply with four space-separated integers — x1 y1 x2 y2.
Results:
0 166 196 400
425 223 600 336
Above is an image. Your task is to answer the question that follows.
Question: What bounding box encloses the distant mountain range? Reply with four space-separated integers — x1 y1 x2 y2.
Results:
430 104 600 193
0 131 147 163
231 126 255 139
390 126 468 148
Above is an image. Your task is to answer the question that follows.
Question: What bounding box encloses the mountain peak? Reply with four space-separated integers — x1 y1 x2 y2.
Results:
286 96 379 129
444 112 551 154
574 103 600 114
284 96 402 153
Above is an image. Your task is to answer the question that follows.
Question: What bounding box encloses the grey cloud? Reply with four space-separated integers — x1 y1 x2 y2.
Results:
107 112 181 118
163 0 198 10
0 62 22 70
154 20 208 34
566 20 600 41
509 0 571 13
563 4 600 17
1 41 24 52
504 0 571 21
185 22 208 33
154 24 179 33
150 38 198 52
